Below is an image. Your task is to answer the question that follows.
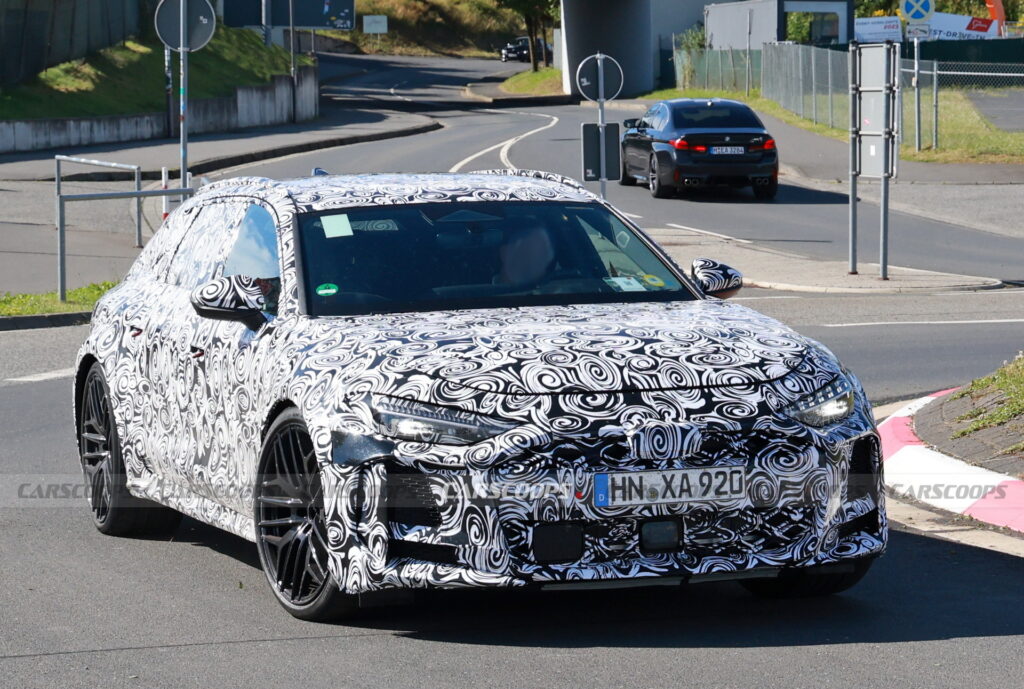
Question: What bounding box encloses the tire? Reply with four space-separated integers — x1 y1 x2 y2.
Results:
78 362 182 537
618 152 637 186
649 156 674 199
752 177 778 201
740 558 874 598
254 408 358 622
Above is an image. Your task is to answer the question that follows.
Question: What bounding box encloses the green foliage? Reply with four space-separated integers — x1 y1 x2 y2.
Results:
321 0 523 57
0 282 116 316
501 67 562 94
854 0 1023 19
0 26 312 120
677 25 706 52
953 353 1024 436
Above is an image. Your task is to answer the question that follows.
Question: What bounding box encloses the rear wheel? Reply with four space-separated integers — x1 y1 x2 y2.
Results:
619 152 636 186
740 558 874 598
649 156 673 199
752 177 778 201
254 408 357 622
78 362 181 536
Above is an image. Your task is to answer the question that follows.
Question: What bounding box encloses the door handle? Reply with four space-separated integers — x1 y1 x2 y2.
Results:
189 345 205 359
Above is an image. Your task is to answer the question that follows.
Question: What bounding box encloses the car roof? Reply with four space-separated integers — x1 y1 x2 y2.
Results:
194 170 598 214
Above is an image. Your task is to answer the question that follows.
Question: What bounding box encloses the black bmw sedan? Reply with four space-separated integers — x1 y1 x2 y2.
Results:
620 98 779 200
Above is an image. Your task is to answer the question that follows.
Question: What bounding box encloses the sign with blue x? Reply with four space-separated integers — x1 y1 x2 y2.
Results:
902 0 935 22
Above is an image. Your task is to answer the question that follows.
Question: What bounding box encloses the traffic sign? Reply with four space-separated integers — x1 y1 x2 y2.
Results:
901 0 935 23
906 22 930 39
575 54 623 102
581 123 620 182
363 15 388 34
155 0 216 53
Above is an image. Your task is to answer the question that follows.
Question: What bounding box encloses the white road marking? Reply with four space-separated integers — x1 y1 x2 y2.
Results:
5 367 76 383
665 222 752 244
820 318 1024 328
449 111 559 173
732 296 802 300
389 81 413 102
619 211 644 219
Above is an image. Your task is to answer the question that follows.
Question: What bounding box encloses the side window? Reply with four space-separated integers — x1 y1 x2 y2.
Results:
223 204 281 316
641 106 657 128
654 105 670 130
165 201 246 290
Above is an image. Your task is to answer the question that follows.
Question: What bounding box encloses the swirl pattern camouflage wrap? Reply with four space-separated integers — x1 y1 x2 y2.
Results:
75 171 886 598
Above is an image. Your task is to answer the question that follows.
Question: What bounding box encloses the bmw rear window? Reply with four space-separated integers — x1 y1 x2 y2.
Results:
672 104 763 129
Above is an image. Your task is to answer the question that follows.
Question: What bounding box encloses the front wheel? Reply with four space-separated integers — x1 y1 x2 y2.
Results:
740 558 874 598
649 156 674 198
619 152 636 186
254 408 358 622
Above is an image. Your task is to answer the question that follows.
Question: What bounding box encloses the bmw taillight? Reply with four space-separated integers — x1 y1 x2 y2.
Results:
671 138 707 153
749 138 776 152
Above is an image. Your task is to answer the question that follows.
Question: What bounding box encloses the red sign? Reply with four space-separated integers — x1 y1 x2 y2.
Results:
966 16 994 32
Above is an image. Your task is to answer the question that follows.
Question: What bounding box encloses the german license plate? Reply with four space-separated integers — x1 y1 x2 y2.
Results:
593 467 745 507
711 146 745 155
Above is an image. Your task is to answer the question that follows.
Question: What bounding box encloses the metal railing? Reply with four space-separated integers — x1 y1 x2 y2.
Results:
54 155 193 301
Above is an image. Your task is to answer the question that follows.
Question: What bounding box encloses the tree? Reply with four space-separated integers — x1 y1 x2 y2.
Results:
497 0 557 72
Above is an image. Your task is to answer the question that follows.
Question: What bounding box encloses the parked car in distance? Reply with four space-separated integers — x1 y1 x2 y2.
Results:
500 35 553 63
74 169 884 622
620 98 780 200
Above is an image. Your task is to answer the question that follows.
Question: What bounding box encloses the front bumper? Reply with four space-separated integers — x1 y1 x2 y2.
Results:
319 418 887 594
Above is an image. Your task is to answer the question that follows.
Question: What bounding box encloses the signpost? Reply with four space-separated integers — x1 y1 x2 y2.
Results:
155 0 216 198
849 42 900 279
575 53 624 199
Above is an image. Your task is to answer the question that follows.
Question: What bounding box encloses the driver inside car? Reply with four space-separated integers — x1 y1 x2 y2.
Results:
494 221 556 286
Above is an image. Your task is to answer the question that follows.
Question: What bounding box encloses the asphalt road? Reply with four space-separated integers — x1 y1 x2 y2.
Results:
967 88 1024 133
2 54 1024 688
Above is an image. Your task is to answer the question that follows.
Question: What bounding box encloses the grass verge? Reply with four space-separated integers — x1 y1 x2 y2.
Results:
0 26 312 120
501 68 562 95
0 282 116 317
951 355 1024 438
319 0 521 57
640 87 1024 165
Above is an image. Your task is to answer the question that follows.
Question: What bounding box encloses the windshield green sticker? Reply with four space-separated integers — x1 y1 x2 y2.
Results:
322 214 353 238
315 283 339 296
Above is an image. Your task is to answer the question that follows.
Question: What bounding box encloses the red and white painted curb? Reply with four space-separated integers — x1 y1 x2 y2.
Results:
878 388 1024 533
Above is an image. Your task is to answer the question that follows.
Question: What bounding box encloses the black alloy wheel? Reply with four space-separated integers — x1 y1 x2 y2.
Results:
78 362 181 536
649 156 673 198
255 408 357 621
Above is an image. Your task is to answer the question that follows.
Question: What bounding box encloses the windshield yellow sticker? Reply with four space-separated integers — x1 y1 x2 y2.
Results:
322 214 353 239
642 274 666 287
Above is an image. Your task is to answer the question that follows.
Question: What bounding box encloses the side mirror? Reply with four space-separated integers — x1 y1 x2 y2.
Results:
623 118 638 129
691 258 743 299
191 275 267 330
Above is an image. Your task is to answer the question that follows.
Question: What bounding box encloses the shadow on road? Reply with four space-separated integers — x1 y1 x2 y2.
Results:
675 183 847 206
178 518 1024 647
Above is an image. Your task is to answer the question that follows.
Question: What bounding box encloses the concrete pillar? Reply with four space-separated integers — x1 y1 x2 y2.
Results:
560 0 655 97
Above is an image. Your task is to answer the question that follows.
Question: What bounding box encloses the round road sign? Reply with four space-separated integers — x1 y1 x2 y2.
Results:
155 0 216 53
575 53 624 102
901 0 935 23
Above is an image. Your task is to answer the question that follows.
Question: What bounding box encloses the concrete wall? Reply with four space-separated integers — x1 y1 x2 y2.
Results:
705 0 779 50
0 65 319 154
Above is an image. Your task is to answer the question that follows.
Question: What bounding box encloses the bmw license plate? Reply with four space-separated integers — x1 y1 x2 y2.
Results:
710 146 746 155
593 467 745 507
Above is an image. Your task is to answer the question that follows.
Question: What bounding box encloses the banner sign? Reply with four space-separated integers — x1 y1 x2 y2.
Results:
926 12 999 40
855 17 903 43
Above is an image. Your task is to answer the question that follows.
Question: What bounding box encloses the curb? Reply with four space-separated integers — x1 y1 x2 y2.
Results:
462 83 578 107
744 276 1004 294
0 312 91 332
17 118 443 183
878 389 1024 534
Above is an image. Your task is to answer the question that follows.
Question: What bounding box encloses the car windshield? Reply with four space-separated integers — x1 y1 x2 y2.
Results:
672 104 763 129
297 200 696 316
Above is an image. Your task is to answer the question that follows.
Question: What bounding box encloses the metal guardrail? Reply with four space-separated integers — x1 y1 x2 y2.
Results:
54 155 194 301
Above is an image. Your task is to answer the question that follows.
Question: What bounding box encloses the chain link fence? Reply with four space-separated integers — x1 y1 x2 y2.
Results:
675 42 1024 153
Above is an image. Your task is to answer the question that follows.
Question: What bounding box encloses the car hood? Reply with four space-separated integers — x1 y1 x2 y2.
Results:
306 300 830 397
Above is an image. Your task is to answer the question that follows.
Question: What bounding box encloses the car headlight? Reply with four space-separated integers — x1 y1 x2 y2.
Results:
371 395 517 446
783 376 855 427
